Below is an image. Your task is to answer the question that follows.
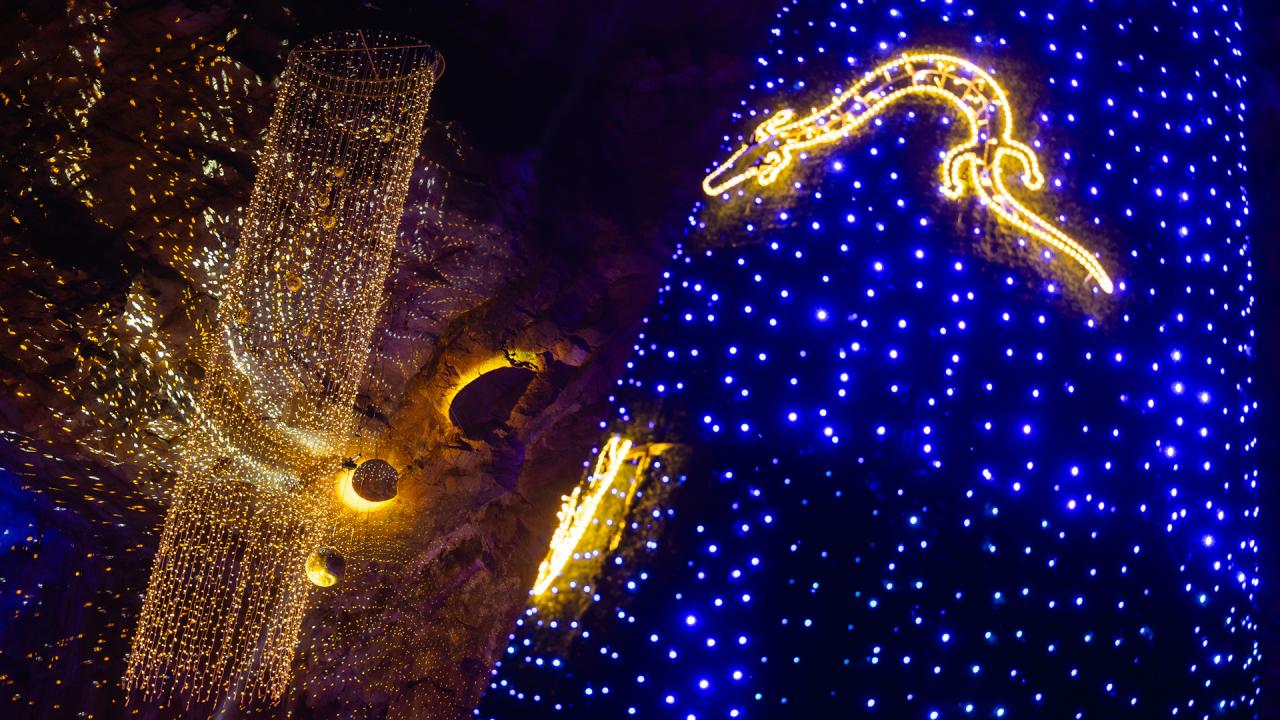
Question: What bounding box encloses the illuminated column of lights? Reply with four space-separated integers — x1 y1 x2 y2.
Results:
703 53 1114 295
124 31 441 706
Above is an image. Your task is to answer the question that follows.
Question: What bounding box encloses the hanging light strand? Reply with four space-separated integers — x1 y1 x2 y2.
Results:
123 31 441 708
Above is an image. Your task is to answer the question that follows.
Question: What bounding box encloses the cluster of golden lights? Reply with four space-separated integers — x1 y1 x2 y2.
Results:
122 31 441 707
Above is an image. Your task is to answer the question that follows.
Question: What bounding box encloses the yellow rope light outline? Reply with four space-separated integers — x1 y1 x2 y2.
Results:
531 435 634 596
703 52 1114 294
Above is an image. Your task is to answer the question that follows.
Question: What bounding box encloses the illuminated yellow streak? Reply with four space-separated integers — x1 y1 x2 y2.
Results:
607 443 675 552
703 52 1114 295
531 436 634 596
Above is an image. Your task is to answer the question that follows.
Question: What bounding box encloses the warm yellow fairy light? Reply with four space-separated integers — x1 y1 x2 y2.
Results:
703 52 1114 294
532 435 634 596
123 31 442 708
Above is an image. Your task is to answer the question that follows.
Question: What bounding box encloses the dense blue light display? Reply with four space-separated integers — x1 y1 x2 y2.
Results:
480 0 1259 718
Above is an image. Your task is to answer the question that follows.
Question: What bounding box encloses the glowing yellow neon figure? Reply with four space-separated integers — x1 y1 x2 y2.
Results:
703 53 1114 294
532 435 634 596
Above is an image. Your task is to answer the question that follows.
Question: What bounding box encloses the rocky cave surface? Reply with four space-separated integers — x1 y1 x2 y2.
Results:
0 1 773 717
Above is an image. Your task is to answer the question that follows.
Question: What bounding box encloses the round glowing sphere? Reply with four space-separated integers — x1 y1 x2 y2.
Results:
305 547 345 588
351 459 398 502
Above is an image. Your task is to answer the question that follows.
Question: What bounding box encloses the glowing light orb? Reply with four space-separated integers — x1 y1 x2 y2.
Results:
336 469 394 513
351 458 398 502
305 546 345 588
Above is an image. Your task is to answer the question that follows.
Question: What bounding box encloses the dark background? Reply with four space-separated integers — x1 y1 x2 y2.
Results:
1242 1 1280 709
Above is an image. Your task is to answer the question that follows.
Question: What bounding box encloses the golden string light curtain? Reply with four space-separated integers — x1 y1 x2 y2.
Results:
123 31 442 707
